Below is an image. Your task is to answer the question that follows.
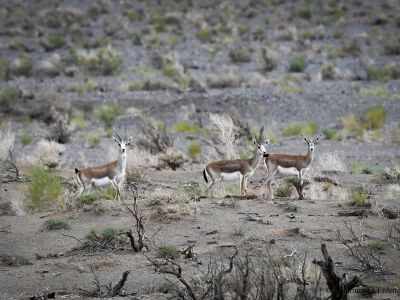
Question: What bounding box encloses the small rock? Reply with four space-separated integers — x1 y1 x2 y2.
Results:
382 207 399 219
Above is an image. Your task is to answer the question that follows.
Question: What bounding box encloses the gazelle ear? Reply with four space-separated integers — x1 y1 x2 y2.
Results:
313 135 321 144
253 138 258 145
265 138 270 145
303 137 309 144
126 136 133 145
113 136 120 144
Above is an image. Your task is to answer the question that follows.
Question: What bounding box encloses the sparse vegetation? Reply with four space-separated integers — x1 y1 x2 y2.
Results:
94 105 120 128
350 186 369 205
275 185 293 198
0 253 31 266
188 144 201 161
367 66 392 81
86 133 101 148
173 122 202 133
77 186 116 205
289 55 307 72
362 105 386 130
24 166 64 212
43 219 70 230
158 244 180 259
0 86 20 113
196 28 212 43
71 113 88 131
282 120 317 137
10 53 33 77
84 227 126 250
19 131 32 145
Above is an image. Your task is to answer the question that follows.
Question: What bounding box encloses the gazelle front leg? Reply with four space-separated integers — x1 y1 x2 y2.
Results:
112 178 122 201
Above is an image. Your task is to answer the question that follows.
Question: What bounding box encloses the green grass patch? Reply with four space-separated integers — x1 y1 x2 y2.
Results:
196 28 212 43
43 219 70 230
183 182 202 199
363 86 395 98
350 186 369 205
94 105 120 128
128 80 144 91
77 186 116 205
158 244 180 259
323 128 343 140
282 120 317 137
86 133 101 148
173 121 202 133
0 253 31 266
24 166 64 212
367 66 392 81
19 131 32 145
275 185 293 198
282 84 302 94
188 144 201 161
71 113 88 131
299 9 312 20
126 9 142 22
362 105 386 130
289 55 307 72
0 86 20 110
368 240 388 252
11 53 32 76
84 227 126 250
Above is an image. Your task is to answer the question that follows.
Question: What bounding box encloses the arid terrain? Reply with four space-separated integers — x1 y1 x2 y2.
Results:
0 0 400 299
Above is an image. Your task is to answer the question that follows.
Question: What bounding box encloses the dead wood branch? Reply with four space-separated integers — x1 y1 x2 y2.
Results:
1 148 20 182
313 244 361 300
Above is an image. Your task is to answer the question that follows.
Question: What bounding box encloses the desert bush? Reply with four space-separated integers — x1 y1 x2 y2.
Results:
128 80 144 91
384 37 400 55
19 131 32 145
24 166 64 212
126 148 158 178
196 28 213 43
126 9 142 22
342 39 362 56
368 240 388 252
206 72 243 88
362 105 386 130
229 46 251 63
39 34 66 51
367 66 392 81
158 244 180 259
158 148 185 170
275 184 293 198
70 113 88 131
84 227 126 250
188 144 201 161
350 186 369 205
29 139 66 169
0 253 31 266
86 134 101 148
77 186 116 205
363 86 393 98
282 123 302 136
322 63 337 80
349 161 384 175
174 122 202 133
260 48 277 72
72 45 124 75
0 86 21 113
208 113 239 160
10 53 33 77
43 219 70 230
289 55 307 72
342 114 363 135
94 105 120 128
323 128 343 140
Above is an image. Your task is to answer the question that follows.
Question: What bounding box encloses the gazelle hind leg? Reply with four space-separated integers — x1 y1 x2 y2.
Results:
75 176 86 199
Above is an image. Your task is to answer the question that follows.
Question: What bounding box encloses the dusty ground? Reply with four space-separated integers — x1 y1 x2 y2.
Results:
1 0 400 299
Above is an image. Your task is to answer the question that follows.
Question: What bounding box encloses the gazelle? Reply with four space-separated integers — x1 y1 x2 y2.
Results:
75 132 133 200
263 136 320 199
203 138 269 196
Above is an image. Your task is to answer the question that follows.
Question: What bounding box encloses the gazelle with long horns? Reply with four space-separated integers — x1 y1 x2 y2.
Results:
263 135 321 199
203 136 269 196
75 132 133 200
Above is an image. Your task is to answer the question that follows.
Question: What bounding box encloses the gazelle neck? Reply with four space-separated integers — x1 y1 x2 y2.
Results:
306 147 314 164
118 151 127 174
250 147 264 169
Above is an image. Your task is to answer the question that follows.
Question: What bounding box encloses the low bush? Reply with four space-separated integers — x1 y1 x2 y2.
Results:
350 186 369 205
289 56 307 72
367 66 392 81
174 122 202 133
24 166 64 212
70 113 88 131
196 28 213 43
0 86 20 113
84 227 126 250
188 144 201 161
43 219 70 230
158 244 180 259
19 131 32 145
10 53 33 77
0 253 31 266
275 185 293 198
86 134 101 148
94 105 120 128
362 105 386 130
77 186 116 205
229 47 251 63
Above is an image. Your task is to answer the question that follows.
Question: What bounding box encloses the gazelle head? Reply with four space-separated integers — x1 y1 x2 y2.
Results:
253 138 270 156
113 132 133 154
303 135 321 152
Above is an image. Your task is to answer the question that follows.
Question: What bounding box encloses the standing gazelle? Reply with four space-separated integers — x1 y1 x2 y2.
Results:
75 132 133 200
263 136 320 199
203 138 269 196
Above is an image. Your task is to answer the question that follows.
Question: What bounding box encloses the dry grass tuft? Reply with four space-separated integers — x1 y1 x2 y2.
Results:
0 131 15 163
315 151 347 173
23 139 66 169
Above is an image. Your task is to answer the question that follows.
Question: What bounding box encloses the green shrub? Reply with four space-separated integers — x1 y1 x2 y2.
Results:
275 185 293 198
196 28 212 43
24 166 64 212
321 63 336 80
19 131 32 145
159 244 179 259
229 47 251 63
71 113 88 131
94 105 120 128
299 9 312 20
282 84 302 94
367 66 392 81
363 86 392 98
43 219 70 230
0 253 31 266
77 186 115 205
188 144 201 161
0 86 20 111
86 134 101 148
126 9 142 22
48 35 66 50
84 227 126 250
128 80 144 91
350 186 369 205
289 56 307 72
183 182 202 199
0 59 8 80
282 123 303 137
323 128 343 140
342 114 362 134
368 240 388 252
174 121 202 133
362 105 386 130
302 120 318 136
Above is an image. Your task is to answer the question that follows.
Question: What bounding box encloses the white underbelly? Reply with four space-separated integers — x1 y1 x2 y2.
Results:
277 166 299 176
92 177 111 187
221 172 241 181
